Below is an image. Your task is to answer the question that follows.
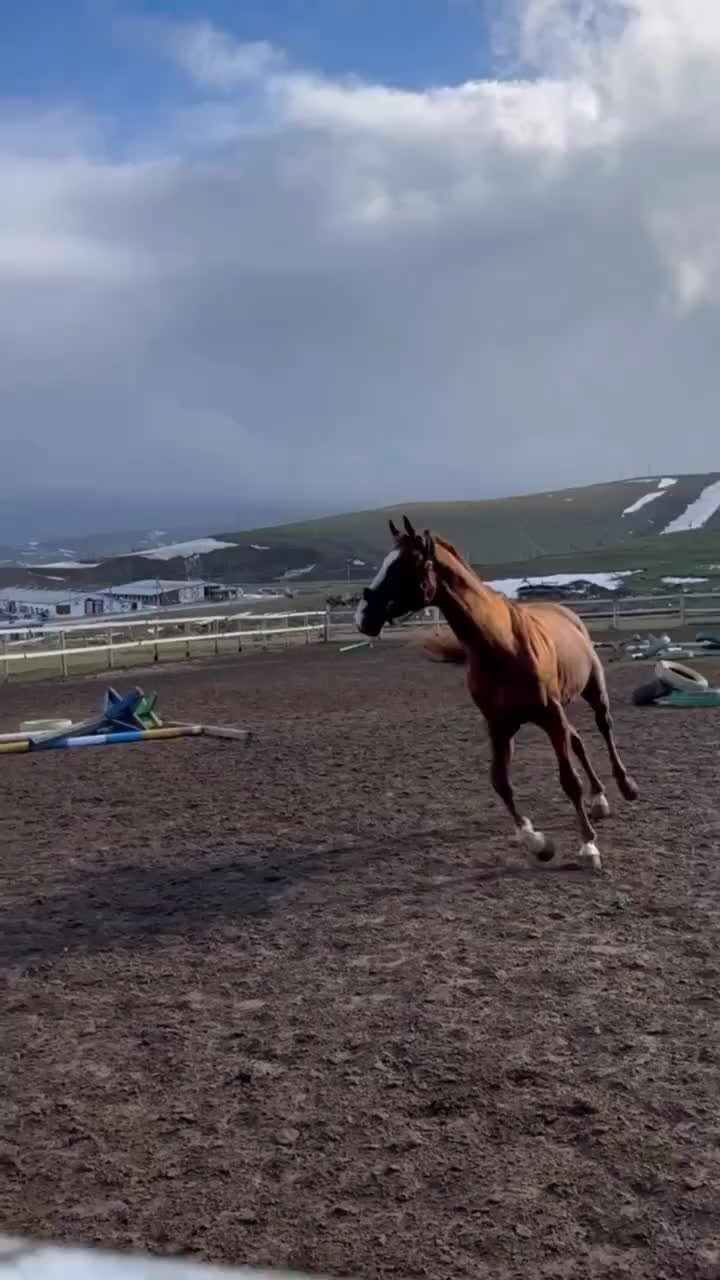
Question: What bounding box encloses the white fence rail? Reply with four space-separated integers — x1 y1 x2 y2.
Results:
0 611 327 681
567 592 720 624
2 592 720 682
329 592 720 630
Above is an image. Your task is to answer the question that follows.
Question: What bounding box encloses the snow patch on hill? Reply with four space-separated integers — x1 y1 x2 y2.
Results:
488 571 637 598
661 479 720 534
623 477 677 516
663 576 708 585
280 564 316 579
139 538 238 560
623 490 664 515
34 560 99 569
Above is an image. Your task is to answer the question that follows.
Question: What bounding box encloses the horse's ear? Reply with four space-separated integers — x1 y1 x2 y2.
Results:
388 518 400 538
423 530 433 558
403 515 416 539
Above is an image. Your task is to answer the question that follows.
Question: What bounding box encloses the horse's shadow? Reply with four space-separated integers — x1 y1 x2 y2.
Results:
2 854 281 968
0 825 589 968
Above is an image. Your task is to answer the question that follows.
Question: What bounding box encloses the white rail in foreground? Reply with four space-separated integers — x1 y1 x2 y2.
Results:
0 1237 333 1279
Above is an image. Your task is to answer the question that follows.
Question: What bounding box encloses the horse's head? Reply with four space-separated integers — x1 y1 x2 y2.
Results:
355 516 437 637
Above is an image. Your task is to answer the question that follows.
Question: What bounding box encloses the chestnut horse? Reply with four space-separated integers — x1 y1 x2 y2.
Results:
355 517 638 871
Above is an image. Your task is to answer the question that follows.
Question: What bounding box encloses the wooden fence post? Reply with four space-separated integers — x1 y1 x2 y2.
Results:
59 630 68 678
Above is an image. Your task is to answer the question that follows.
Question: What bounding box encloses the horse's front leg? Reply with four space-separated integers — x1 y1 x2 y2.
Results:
489 725 555 863
544 702 602 872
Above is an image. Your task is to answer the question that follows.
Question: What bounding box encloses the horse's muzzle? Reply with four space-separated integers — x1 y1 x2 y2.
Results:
355 600 383 637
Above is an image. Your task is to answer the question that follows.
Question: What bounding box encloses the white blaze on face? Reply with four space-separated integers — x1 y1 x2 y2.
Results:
355 548 401 631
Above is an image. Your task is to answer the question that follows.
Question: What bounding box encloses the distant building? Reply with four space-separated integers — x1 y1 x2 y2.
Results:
203 583 244 602
103 579 208 609
0 578 244 624
0 587 108 622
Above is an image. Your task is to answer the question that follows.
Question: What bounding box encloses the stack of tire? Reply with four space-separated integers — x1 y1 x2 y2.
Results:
632 660 720 707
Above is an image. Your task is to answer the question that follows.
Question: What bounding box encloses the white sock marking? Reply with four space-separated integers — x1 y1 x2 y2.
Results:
579 842 602 872
515 818 547 855
590 793 611 819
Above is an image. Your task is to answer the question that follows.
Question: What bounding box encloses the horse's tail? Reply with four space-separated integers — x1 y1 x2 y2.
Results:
421 630 467 665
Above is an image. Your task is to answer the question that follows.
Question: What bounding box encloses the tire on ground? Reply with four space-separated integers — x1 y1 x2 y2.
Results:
632 678 671 706
655 660 709 693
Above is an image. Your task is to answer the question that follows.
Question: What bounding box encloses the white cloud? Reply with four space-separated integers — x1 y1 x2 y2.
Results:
169 20 284 90
3 0 720 539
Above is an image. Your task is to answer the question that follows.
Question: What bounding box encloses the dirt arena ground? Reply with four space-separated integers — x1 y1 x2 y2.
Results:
2 644 720 1280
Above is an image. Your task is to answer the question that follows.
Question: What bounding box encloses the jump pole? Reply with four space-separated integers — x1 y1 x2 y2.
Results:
0 725 251 744
200 725 252 741
0 731 53 744
164 716 252 742
0 683 252 754
0 726 203 754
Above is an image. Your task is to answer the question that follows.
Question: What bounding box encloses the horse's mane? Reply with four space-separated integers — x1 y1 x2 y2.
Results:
422 532 512 664
431 533 474 572
431 533 509 604
424 531 559 669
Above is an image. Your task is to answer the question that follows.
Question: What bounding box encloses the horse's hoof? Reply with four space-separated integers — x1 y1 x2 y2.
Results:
591 793 611 820
578 842 603 873
517 820 552 861
536 841 555 863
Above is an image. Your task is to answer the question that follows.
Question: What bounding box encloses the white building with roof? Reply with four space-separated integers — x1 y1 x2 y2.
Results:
103 579 207 609
0 587 109 622
0 579 232 625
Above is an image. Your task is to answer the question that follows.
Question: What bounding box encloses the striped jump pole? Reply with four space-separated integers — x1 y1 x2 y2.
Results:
0 726 203 755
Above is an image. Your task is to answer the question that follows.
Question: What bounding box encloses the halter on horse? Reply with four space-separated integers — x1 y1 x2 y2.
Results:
356 516 638 872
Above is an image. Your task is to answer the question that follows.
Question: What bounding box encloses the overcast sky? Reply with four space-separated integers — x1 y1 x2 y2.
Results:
2 0 720 540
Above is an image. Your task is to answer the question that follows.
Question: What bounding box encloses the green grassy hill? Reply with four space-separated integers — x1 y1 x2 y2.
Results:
204 473 720 579
475 529 720 592
2 473 720 593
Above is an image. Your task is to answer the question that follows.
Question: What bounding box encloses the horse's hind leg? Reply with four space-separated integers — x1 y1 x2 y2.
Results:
544 702 602 872
582 662 639 802
489 725 555 863
569 728 611 820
